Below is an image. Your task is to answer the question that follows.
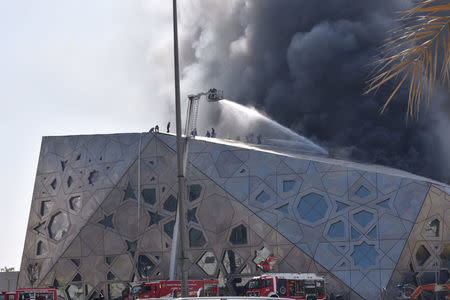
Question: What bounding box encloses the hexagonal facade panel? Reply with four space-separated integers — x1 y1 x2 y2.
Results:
48 212 70 241
297 193 328 223
18 133 449 300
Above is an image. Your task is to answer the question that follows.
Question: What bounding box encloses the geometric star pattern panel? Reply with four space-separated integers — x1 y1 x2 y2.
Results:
386 185 450 299
19 133 450 300
159 134 448 300
19 133 151 290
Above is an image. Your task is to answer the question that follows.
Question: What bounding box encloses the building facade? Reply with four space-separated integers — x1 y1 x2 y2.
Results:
19 133 450 299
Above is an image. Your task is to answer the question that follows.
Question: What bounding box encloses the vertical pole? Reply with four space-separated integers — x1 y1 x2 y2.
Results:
435 245 438 300
172 0 189 297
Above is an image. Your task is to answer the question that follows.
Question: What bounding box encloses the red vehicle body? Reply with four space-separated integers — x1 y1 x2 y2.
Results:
1 288 56 300
246 273 325 300
122 280 219 300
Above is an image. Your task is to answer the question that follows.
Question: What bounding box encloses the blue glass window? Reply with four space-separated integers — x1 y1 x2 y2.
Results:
356 185 370 197
163 220 175 239
188 184 202 202
126 240 138 257
50 178 57 190
187 207 198 223
425 219 440 237
419 272 436 285
36 241 45 255
71 259 80 267
336 201 349 212
276 204 289 214
72 273 81 282
328 221 345 238
105 256 115 265
34 222 46 235
256 191 271 203
351 227 361 241
297 193 328 223
229 225 248 245
416 245 431 266
148 211 164 226
163 195 178 212
377 199 390 209
353 210 374 228
142 188 156 205
351 242 378 269
48 212 70 241
282 180 295 192
98 214 114 229
123 182 136 201
440 244 450 269
189 228 206 247
61 160 68 171
367 226 377 239
137 255 155 278
69 196 81 212
88 170 99 185
40 201 52 216
107 272 115 280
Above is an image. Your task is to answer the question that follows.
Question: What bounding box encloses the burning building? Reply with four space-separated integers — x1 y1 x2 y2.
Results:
19 132 450 299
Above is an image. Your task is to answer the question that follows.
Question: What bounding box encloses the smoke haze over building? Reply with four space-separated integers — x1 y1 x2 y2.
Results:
179 0 450 183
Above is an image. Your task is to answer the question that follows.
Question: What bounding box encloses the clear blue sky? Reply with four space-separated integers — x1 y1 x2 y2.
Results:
0 1 181 269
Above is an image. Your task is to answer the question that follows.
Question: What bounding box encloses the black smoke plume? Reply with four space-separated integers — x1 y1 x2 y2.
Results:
180 0 449 183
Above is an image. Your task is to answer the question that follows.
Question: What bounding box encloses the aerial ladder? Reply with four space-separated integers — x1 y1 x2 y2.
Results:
169 88 223 281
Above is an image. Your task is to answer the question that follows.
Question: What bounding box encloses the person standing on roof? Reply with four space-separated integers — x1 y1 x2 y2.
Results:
167 122 170 133
155 125 159 132
257 134 262 144
211 127 216 138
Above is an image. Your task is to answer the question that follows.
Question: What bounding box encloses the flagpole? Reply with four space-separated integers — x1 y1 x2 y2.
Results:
172 0 189 297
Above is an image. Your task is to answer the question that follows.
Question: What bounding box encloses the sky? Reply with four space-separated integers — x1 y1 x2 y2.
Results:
1 0 449 270
0 1 177 269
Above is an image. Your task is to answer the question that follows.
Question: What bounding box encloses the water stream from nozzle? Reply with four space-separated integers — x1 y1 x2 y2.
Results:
217 99 327 155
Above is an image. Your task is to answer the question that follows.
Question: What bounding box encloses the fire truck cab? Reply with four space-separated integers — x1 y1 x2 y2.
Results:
246 273 325 300
1 288 56 300
122 280 219 300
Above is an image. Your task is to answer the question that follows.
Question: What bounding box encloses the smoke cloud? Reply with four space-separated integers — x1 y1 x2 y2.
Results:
179 0 450 183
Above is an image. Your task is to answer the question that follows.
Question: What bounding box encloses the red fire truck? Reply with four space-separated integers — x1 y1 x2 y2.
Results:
246 273 325 300
1 288 56 300
122 280 219 300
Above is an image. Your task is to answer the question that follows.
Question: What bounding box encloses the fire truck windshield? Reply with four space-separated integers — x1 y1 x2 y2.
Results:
131 285 143 297
248 279 262 289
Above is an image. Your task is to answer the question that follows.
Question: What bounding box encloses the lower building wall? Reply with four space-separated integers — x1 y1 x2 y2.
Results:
17 134 450 300
0 272 19 292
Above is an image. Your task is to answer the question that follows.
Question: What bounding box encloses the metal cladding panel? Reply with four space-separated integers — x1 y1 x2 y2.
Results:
19 133 449 300
186 135 436 299
19 133 152 288
386 185 450 299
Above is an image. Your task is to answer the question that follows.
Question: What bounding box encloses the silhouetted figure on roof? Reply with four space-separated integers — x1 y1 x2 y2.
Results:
167 122 170 133
211 127 216 138
257 134 262 144
155 125 159 132
191 128 197 137
149 127 154 133
206 130 211 137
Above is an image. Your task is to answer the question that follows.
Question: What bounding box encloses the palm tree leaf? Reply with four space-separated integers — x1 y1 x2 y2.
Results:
365 0 450 116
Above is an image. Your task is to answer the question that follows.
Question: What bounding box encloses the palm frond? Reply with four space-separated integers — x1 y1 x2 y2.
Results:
365 0 450 117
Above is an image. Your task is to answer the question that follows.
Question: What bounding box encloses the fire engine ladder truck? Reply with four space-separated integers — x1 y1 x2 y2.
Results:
169 88 223 280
